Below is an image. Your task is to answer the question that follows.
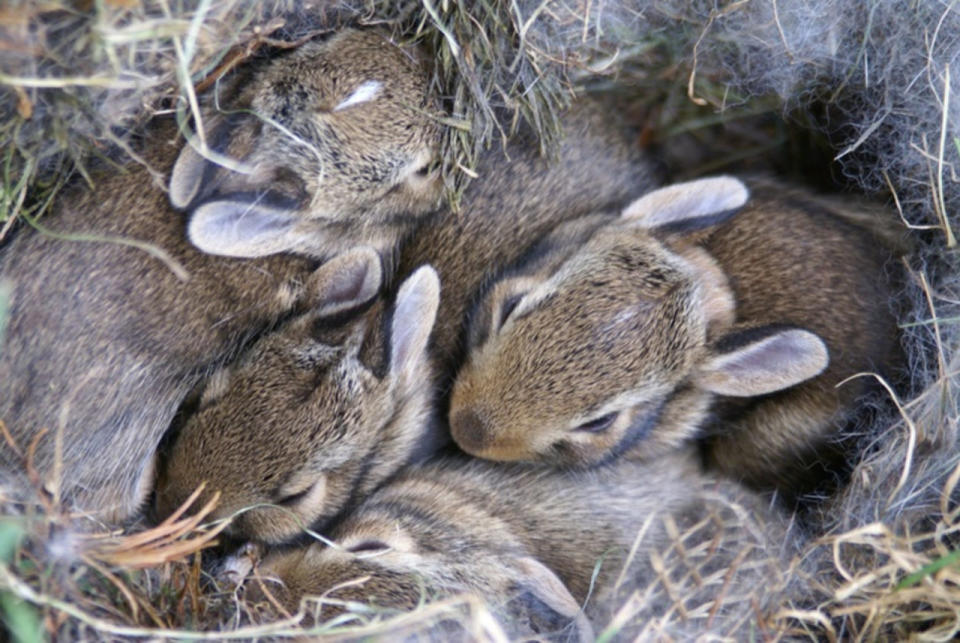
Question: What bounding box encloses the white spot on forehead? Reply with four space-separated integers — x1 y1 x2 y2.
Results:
334 80 383 112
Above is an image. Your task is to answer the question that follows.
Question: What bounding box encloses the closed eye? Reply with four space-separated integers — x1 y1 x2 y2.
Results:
274 476 323 507
498 293 524 330
574 412 618 433
414 159 439 178
275 487 310 507
346 539 392 554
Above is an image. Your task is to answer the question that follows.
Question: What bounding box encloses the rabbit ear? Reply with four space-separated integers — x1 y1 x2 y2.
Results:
390 266 440 379
169 142 209 209
622 176 749 234
308 247 382 316
169 115 248 209
696 325 829 397
187 197 303 258
511 556 594 643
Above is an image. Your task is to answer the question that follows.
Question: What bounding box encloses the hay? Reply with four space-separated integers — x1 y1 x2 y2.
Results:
782 260 960 640
0 0 632 219
2 0 960 640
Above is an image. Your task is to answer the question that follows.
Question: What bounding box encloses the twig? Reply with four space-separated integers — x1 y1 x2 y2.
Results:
0 419 23 459
19 210 190 282
836 373 918 505
834 108 890 161
882 170 940 231
936 64 955 246
0 562 311 640
771 0 794 63
0 74 140 89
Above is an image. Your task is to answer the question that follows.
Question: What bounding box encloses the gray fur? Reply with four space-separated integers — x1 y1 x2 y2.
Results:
154 98 657 543
256 451 798 639
0 29 440 523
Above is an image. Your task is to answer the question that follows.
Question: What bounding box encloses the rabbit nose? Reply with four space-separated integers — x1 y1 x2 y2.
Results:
450 408 494 454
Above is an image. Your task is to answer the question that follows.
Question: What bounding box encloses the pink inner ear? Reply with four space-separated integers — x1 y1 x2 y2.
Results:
322 260 377 305
390 266 440 374
700 329 828 397
169 144 206 208
726 331 827 376
188 199 298 257
622 176 749 229
722 340 792 375
310 248 382 313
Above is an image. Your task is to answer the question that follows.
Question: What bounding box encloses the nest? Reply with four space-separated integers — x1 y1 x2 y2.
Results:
1 0 959 639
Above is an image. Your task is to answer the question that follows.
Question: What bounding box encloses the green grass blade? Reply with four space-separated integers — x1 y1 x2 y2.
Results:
0 593 43 643
0 520 43 643
895 549 960 590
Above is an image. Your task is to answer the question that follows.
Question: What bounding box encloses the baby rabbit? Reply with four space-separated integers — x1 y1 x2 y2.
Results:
392 97 657 378
0 29 440 523
171 28 442 259
155 251 442 544
251 451 794 640
153 99 655 543
450 176 904 491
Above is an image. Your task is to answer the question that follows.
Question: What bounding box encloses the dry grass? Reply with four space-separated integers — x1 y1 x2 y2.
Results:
3 0 960 640
0 0 643 222
0 480 516 640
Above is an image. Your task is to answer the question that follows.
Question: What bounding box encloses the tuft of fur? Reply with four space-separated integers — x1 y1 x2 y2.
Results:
646 0 960 241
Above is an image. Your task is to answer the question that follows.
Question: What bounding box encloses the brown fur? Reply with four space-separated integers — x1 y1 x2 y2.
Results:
172 29 442 259
452 221 717 464
0 123 311 522
450 177 905 491
394 98 658 377
254 451 794 639
154 99 656 543
699 179 906 488
0 29 440 523
155 261 441 544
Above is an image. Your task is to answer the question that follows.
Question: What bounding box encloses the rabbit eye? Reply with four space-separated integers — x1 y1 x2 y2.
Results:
346 539 392 554
574 412 618 433
497 293 524 330
274 475 324 507
276 487 310 507
413 159 440 178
